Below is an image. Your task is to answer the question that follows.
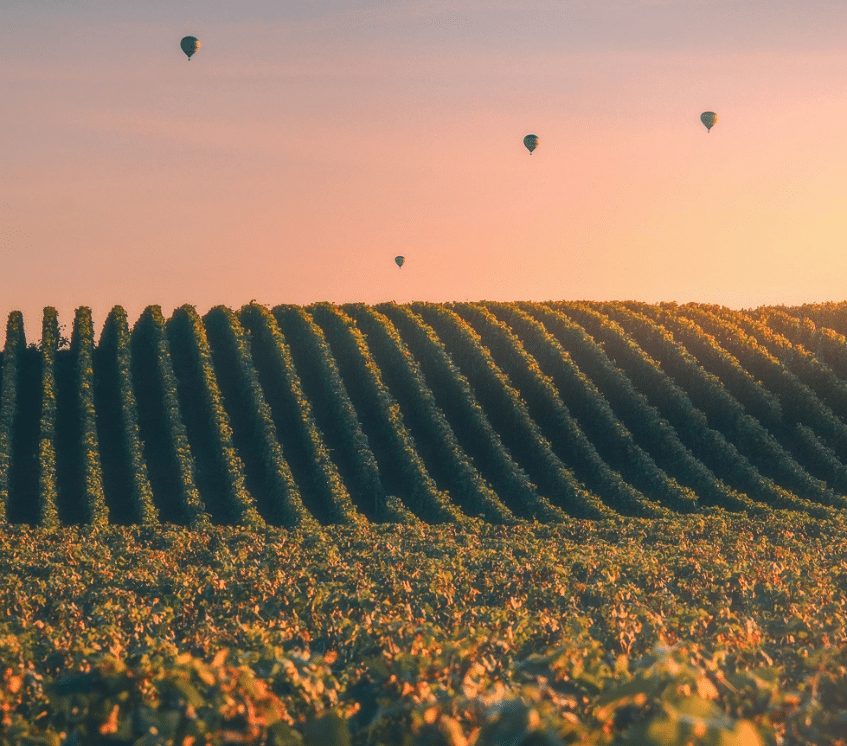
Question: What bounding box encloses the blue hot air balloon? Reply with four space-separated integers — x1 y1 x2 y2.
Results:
181 36 201 60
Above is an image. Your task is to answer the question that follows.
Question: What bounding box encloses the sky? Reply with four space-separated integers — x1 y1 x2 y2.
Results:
4 0 847 341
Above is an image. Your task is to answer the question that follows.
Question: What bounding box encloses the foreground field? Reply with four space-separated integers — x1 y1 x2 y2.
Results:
2 515 846 745
6 300 847 525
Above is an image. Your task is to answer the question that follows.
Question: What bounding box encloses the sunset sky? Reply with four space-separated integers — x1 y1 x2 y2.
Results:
4 0 847 340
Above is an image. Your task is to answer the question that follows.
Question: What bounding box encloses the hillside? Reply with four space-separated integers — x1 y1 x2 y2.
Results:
3 300 847 526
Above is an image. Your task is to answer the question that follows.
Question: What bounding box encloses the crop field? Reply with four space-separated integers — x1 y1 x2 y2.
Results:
2 518 847 746
5 300 847 525
3 300 847 745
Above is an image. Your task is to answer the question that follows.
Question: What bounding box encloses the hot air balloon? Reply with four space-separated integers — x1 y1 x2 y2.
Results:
395 256 405 268
181 36 201 60
700 111 717 132
523 134 539 154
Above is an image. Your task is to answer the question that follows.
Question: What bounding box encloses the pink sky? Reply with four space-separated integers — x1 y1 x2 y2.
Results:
4 1 847 341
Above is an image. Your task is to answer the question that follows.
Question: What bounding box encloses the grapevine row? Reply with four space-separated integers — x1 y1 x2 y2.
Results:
659 304 847 497
0 313 23 522
344 303 514 523
760 309 847 383
308 303 463 524
69 307 109 525
676 305 847 464
517 302 760 513
272 304 411 523
238 304 360 525
485 301 703 511
0 301 846 524
449 302 675 515
203 306 316 527
96 306 157 524
131 306 207 526
379 303 573 522
547 302 831 516
600 302 838 506
413 301 626 517
166 305 261 528
708 305 847 426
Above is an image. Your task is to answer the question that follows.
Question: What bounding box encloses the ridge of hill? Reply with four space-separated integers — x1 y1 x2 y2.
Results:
2 300 847 526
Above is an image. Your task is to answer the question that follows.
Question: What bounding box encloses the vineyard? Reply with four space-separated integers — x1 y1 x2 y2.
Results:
3 301 847 525
4 300 847 745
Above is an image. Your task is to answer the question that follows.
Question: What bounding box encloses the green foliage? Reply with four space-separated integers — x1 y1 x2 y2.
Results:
99 305 157 525
603 302 837 507
272 304 404 523
37 307 60 529
378 302 569 523
204 305 317 528
167 305 263 529
0 312 25 523
238 303 360 526
70 307 109 526
680 304 847 466
520 302 760 514
3 301 847 524
346 303 514 524
415 301 624 519
456 301 690 516
131 306 207 527
488 301 699 513
550 302 828 516
1 516 847 744
721 307 847 442
310 302 464 525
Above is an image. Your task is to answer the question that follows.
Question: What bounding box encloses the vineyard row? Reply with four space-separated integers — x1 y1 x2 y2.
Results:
1 301 847 525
